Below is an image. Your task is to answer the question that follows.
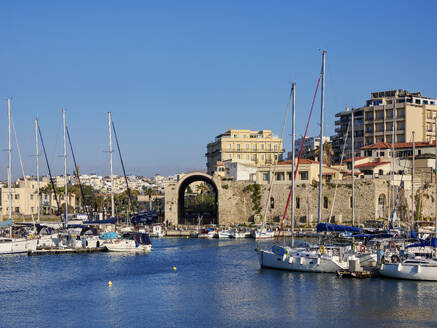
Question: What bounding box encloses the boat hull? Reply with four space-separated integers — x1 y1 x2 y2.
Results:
379 263 437 281
105 240 151 252
257 250 348 273
0 238 37 254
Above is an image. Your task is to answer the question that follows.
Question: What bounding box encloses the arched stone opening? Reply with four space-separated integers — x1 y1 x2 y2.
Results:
177 174 218 225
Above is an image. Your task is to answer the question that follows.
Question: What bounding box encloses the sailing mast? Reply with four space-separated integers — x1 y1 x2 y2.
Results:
351 110 355 225
8 98 12 238
109 112 115 217
390 99 396 227
435 117 437 239
291 82 296 247
412 131 415 231
317 50 326 225
35 119 40 224
63 108 68 226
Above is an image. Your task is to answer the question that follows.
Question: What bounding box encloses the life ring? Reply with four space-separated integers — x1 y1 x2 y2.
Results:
319 246 326 254
359 245 366 253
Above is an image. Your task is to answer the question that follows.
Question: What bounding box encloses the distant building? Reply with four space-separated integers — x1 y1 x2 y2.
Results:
289 136 331 160
205 129 283 175
333 89 437 163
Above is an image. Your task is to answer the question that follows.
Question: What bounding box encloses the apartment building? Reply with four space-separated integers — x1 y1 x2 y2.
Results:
333 90 437 163
291 136 331 159
0 179 77 218
256 159 343 185
205 129 283 175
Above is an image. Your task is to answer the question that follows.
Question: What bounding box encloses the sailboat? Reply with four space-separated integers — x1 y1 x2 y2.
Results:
257 52 354 272
379 128 437 280
103 113 152 252
0 99 37 254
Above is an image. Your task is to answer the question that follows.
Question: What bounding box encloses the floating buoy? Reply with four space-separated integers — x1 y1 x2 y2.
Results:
186 236 189 239
172 266 177 271
108 281 113 286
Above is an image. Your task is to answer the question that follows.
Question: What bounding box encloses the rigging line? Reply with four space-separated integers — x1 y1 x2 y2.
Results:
329 120 351 221
277 74 322 241
111 120 134 214
66 126 89 217
11 116 36 228
259 86 293 245
38 125 61 214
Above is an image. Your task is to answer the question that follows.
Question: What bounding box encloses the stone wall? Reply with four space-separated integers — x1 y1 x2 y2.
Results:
165 172 435 226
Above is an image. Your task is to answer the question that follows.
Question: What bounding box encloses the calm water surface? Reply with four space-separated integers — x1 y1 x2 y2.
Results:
1 238 437 328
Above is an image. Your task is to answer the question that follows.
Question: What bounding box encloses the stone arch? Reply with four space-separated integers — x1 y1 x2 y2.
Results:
177 173 219 225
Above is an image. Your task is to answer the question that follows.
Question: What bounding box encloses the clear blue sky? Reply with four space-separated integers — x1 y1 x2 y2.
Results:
0 0 436 179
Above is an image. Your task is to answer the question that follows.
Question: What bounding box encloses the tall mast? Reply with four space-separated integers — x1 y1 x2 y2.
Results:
318 50 326 225
412 131 415 231
109 112 115 217
435 116 437 238
63 108 68 226
391 99 396 227
7 98 12 237
351 110 355 226
35 118 40 224
291 82 296 247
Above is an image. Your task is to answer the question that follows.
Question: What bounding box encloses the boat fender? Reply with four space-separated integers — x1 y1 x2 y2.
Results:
416 265 421 274
319 246 326 254
359 245 366 253
397 264 402 272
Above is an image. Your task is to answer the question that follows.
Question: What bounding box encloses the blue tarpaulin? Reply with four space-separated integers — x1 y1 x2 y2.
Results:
317 223 362 233
0 219 13 228
407 238 437 248
99 232 119 239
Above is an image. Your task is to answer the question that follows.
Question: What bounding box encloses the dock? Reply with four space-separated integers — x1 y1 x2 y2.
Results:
336 267 379 279
28 247 107 256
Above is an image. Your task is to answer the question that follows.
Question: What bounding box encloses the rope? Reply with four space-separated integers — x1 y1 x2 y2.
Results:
11 116 36 229
276 75 322 241
329 120 351 220
258 86 293 246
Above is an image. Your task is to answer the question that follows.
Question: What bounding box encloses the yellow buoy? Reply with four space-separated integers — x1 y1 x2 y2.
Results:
108 281 113 286
172 266 177 271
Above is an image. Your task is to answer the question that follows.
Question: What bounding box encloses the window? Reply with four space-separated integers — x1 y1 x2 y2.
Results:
268 144 272 150
30 194 34 200
246 144 249 150
263 173 270 182
233 134 238 138
276 173 284 181
296 197 300 209
274 144 278 151
253 144 257 150
246 155 249 160
261 144 264 150
378 169 384 175
261 154 264 160
287 172 292 180
253 154 257 161
14 194 19 200
237 144 240 150
323 196 328 209
379 151 385 157
350 197 353 208
15 207 20 213
270 197 274 209
31 207 34 212
299 171 309 180
228 144 232 149
237 154 241 159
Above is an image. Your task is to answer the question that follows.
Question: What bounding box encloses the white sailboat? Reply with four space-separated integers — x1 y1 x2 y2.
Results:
0 99 37 254
379 126 437 280
257 52 355 273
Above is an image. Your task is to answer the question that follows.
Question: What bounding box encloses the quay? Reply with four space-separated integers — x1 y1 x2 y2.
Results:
28 247 107 256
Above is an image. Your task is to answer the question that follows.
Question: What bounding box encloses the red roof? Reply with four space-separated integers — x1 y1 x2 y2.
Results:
361 141 435 150
355 161 390 168
344 156 368 163
278 159 319 165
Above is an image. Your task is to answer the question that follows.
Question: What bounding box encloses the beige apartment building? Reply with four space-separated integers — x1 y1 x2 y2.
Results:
333 90 437 162
256 159 344 185
0 179 77 219
206 129 283 175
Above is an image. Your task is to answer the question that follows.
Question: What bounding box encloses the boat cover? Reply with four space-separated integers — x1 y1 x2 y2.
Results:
100 232 119 239
0 219 13 228
317 223 361 233
83 217 117 225
406 238 437 248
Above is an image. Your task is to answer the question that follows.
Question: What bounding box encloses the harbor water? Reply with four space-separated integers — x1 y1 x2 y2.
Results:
1 238 437 328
